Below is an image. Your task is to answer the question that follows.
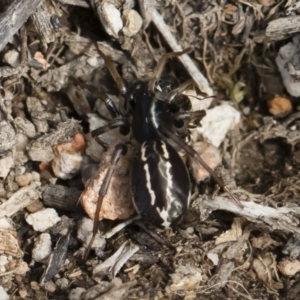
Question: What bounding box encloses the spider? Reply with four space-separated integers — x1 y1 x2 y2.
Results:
82 44 241 258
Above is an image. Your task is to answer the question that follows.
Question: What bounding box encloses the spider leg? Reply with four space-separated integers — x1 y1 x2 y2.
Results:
84 143 127 259
165 79 194 103
148 48 191 92
79 82 122 118
158 124 243 208
94 42 131 114
94 43 127 96
173 110 206 124
91 117 129 138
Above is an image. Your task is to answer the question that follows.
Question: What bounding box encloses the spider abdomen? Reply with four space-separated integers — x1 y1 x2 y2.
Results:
131 139 190 228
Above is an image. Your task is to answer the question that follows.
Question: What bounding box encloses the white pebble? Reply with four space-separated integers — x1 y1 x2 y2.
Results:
0 121 16 153
242 106 250 115
276 34 300 97
32 233 52 262
0 255 8 273
51 134 85 180
207 252 219 266
45 281 56 293
68 287 86 300
77 218 106 249
26 208 61 232
31 171 41 182
56 278 69 290
18 288 28 298
14 261 29 275
100 3 123 38
122 9 143 37
15 173 33 187
0 217 14 229
86 57 98 67
197 103 241 147
16 133 29 151
15 166 26 176
0 155 14 179
186 227 194 234
51 151 83 180
0 286 9 300
3 49 20 68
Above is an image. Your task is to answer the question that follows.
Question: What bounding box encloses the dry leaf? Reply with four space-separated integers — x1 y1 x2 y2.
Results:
170 265 202 291
215 217 245 245
93 240 139 280
251 232 280 250
252 253 274 282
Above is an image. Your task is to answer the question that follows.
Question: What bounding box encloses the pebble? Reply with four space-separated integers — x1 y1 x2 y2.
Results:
100 2 123 38
186 227 194 234
268 95 292 116
51 133 85 180
32 233 52 262
56 278 69 290
31 171 40 182
122 9 143 37
77 218 106 249
0 217 14 229
14 261 29 275
276 34 300 97
26 208 61 232
197 103 241 147
0 121 16 153
0 255 8 273
26 200 44 213
15 173 33 187
30 281 40 291
0 286 9 300
0 155 14 179
3 49 20 67
45 281 56 293
68 287 86 300
18 288 28 298
16 133 29 151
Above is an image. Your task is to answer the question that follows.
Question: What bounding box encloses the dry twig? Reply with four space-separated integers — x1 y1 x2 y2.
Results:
0 0 43 52
151 9 213 96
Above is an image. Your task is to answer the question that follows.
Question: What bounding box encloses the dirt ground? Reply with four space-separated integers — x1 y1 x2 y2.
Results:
1 0 300 299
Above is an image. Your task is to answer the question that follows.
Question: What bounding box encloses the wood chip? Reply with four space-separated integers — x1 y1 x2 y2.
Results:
93 240 139 280
31 2 56 48
43 184 83 213
0 183 40 219
0 0 43 52
40 233 71 285
199 195 300 234
0 228 23 258
266 15 300 38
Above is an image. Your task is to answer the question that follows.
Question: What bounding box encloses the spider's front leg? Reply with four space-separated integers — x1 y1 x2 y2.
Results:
83 143 128 259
